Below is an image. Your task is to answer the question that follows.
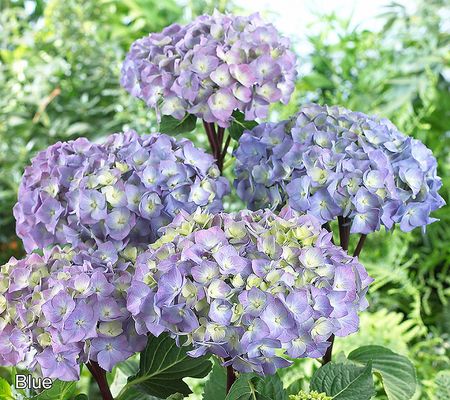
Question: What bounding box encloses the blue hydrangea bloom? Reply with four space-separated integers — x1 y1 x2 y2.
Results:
127 208 372 375
234 104 445 234
121 11 297 127
14 130 229 252
0 246 146 380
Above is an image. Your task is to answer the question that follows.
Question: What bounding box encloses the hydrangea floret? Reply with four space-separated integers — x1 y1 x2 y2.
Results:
14 130 229 252
121 11 297 127
234 104 445 234
0 245 146 380
127 208 372 375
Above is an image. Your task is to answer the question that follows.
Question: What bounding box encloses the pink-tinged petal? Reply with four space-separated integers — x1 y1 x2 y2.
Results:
255 83 282 103
210 64 233 87
229 64 256 87
207 89 238 121
232 84 252 103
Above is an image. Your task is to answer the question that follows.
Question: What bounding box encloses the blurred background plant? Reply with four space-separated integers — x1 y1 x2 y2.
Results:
0 0 449 398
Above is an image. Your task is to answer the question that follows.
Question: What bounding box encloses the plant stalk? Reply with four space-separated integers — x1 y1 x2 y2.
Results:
353 234 367 257
86 361 114 400
323 216 351 364
226 365 236 394
202 121 228 174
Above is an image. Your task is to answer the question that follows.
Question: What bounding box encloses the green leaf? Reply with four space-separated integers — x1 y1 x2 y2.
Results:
33 380 77 400
159 114 197 135
256 374 287 400
0 377 13 400
118 333 212 399
285 380 303 397
203 361 227 400
228 111 258 141
73 395 89 400
435 371 450 400
348 345 416 400
117 388 160 400
310 362 375 400
225 374 268 400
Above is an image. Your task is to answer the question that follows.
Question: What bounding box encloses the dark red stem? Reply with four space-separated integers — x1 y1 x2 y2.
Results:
353 234 367 257
202 121 229 174
226 364 236 394
86 361 113 400
322 334 335 365
203 120 219 159
323 216 352 365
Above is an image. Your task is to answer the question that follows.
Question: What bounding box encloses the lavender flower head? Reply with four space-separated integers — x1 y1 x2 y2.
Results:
121 11 297 127
0 245 146 381
234 104 445 234
127 208 372 375
14 130 229 252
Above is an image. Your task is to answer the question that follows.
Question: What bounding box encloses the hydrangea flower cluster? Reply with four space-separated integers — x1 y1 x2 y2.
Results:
14 130 229 252
127 208 372 375
234 104 445 233
121 11 297 127
0 245 146 380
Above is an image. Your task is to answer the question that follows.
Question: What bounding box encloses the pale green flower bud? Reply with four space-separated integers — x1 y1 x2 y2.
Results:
231 274 245 288
38 332 52 347
98 321 123 337
246 274 262 289
122 246 138 262
115 161 130 173
0 294 6 314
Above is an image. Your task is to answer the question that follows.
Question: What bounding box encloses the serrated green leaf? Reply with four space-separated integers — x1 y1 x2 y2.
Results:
435 370 450 400
117 387 160 400
228 111 258 141
310 362 375 400
348 345 416 400
118 333 212 399
32 380 77 400
285 380 303 397
159 114 197 135
225 374 269 400
0 377 13 400
256 374 287 400
203 361 227 400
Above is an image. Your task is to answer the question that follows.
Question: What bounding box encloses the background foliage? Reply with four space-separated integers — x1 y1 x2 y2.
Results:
0 0 449 399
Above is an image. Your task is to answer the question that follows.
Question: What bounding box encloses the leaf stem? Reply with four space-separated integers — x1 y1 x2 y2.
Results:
86 361 113 400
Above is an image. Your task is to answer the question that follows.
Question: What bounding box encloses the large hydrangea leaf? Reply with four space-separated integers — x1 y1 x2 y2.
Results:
310 362 375 400
118 333 212 399
348 345 416 400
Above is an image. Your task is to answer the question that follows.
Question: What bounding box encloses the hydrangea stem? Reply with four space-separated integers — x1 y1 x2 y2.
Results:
86 361 114 400
323 216 351 364
353 234 367 257
226 365 237 394
202 121 229 173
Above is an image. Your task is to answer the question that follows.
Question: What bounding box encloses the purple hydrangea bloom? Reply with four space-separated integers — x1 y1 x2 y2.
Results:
0 246 147 380
121 11 297 127
234 104 445 233
14 130 229 252
127 208 372 375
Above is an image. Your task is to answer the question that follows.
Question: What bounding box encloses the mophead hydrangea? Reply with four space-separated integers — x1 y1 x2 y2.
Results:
0 246 146 380
14 130 229 252
121 11 297 127
127 208 372 375
234 104 445 233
